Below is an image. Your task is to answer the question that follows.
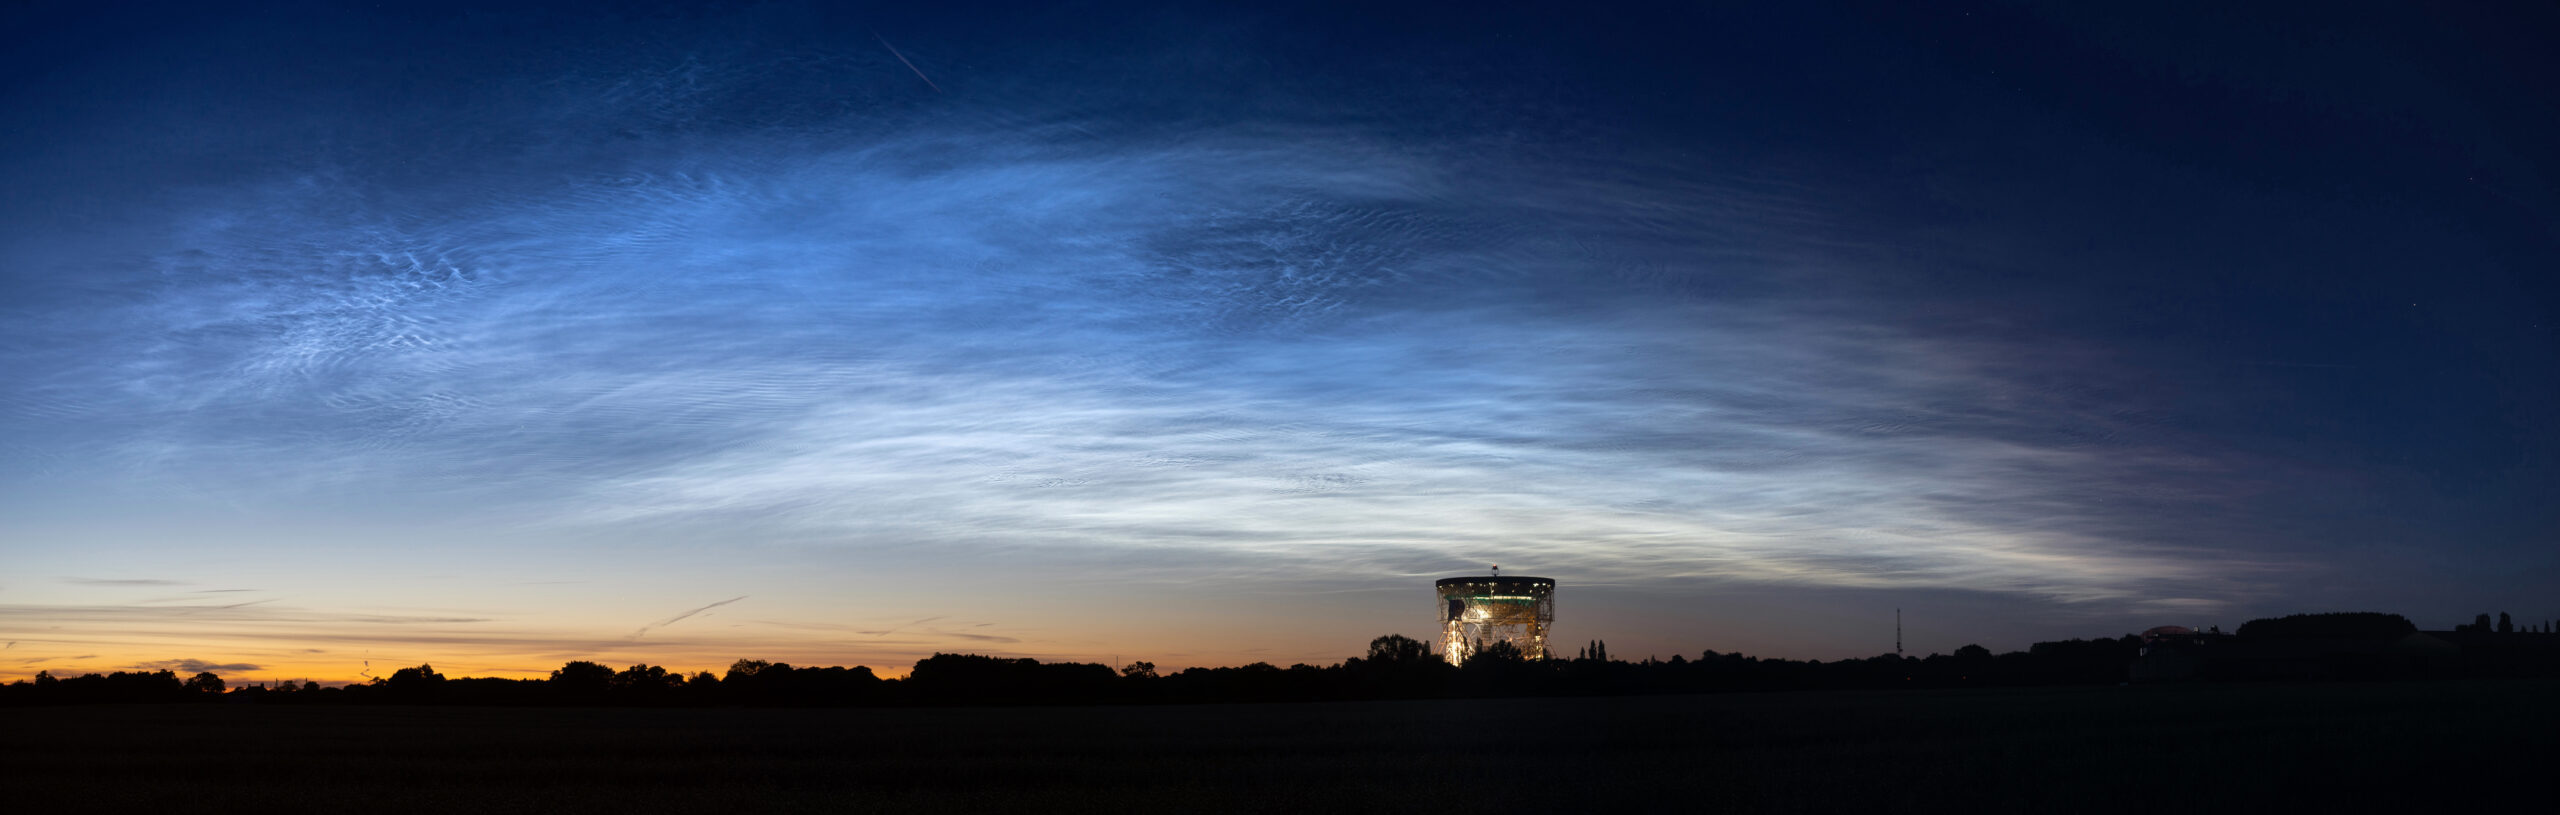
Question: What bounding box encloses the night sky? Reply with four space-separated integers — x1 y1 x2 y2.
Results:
4 1 2554 683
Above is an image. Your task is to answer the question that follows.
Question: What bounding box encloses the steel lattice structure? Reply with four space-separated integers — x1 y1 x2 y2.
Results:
1436 574 1555 665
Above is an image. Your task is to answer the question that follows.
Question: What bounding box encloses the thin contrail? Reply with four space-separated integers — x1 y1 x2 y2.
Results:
864 615 947 638
630 595 750 640
875 33 942 93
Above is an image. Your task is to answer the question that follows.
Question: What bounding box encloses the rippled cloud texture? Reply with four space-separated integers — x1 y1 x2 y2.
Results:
5 2 2554 680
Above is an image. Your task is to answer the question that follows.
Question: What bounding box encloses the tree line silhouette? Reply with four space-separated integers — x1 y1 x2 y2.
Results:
8 611 2553 707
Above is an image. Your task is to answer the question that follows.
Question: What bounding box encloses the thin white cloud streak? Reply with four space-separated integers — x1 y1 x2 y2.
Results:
0 604 490 626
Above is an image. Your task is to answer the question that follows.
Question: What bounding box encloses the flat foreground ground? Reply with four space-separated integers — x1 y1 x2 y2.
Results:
13 680 2556 813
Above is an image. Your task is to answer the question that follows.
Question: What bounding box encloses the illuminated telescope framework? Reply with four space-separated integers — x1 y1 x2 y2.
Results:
1436 575 1556 666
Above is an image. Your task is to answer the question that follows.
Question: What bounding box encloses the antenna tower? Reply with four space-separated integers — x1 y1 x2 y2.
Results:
1435 570 1555 666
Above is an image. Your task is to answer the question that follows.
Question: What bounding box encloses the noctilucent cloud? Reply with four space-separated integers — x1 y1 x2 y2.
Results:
4 2 2554 682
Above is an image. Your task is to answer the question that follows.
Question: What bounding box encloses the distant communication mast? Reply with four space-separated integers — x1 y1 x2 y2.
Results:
1436 568 1556 666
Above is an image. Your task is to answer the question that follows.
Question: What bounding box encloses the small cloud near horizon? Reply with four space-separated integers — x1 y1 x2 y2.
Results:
131 658 262 674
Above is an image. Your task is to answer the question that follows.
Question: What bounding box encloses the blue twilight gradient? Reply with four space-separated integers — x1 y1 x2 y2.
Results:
3 2 2555 679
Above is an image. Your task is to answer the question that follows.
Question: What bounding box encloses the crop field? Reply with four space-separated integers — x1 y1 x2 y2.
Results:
13 679 2555 813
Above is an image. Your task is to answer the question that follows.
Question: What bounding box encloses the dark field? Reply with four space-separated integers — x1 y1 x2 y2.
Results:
15 680 2556 813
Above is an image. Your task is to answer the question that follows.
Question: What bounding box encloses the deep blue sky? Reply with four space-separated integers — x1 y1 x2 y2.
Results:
3 1 2554 681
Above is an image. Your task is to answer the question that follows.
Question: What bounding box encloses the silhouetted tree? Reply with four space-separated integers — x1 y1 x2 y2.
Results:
2473 613 2494 632
1464 640 1526 668
1455 640 1540 696
717 661 805 705
382 664 446 702
909 654 1111 705
1366 634 1433 666
2498 612 2514 633
776 665 882 706
387 664 445 684
548 660 613 701
1121 661 1157 680
1575 639 1612 662
610 664 684 702
1342 633 1448 698
680 671 721 705
53 670 186 704
725 659 774 682
185 671 225 695
2237 612 2416 640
